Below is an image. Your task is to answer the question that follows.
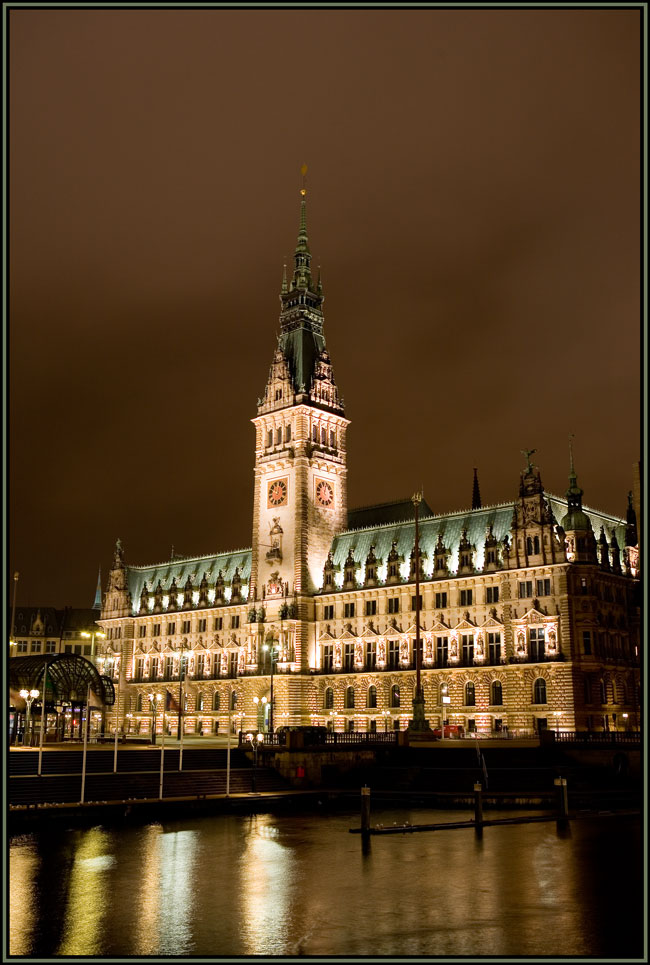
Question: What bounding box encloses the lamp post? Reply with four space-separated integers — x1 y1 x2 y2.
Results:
10 571 19 654
262 642 278 732
19 689 39 746
81 630 106 662
380 709 391 733
177 643 189 740
125 712 133 734
441 689 451 742
247 731 264 792
149 693 161 744
409 492 429 732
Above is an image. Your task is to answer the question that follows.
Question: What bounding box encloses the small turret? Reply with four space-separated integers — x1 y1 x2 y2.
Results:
560 437 597 563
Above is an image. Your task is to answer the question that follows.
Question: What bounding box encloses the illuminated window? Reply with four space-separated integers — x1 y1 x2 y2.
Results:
533 678 547 704
46 640 56 653
367 685 377 708
344 642 355 669
388 639 400 668
390 685 400 708
465 682 476 706
324 687 334 709
230 692 237 711
461 634 474 665
436 637 448 667
16 641 28 653
30 642 41 652
488 632 501 664
366 640 376 669
490 680 503 705
213 692 220 711
529 628 545 661
344 686 355 709
388 598 400 614
322 644 333 671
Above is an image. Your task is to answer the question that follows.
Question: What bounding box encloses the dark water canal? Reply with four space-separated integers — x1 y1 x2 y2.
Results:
9 807 643 958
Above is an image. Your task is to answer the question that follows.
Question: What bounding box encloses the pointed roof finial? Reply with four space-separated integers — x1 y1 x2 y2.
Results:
472 467 482 510
569 432 576 477
281 262 288 293
93 567 102 610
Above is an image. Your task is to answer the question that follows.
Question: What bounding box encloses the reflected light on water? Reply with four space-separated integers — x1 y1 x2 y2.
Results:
9 837 40 956
134 825 199 956
58 829 114 956
239 814 294 955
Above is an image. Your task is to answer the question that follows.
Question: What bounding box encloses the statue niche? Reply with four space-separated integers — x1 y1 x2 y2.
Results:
266 517 284 564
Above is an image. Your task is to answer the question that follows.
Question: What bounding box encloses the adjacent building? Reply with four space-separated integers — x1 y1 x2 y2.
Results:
96 188 641 739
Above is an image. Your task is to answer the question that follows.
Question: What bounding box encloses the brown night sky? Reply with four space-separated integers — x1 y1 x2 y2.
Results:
9 8 641 608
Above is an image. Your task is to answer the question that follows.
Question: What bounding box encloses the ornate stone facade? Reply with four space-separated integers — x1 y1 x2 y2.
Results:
97 190 640 739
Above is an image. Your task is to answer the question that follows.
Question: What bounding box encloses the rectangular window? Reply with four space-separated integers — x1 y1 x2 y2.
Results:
196 654 205 678
164 656 173 679
152 623 161 637
267 429 273 447
365 600 377 616
285 424 292 443
229 652 238 676
181 620 191 634
436 637 448 667
411 595 423 611
582 630 592 655
135 658 144 680
274 389 282 401
344 602 355 619
488 632 501 664
312 426 319 442
344 642 355 670
214 617 223 631
536 578 551 597
64 644 72 654
461 634 474 665
46 640 57 653
16 641 28 653
167 623 176 636
198 619 207 633
74 644 82 655
329 429 336 448
322 644 333 671
459 589 473 606
519 581 533 599
323 604 334 621
388 597 400 614
388 639 400 668
529 627 545 661
467 719 476 733
30 642 41 652
366 640 376 669
150 657 159 680
84 645 91 655
435 592 447 609
276 427 282 445
231 615 240 629
486 586 499 604
138 625 147 638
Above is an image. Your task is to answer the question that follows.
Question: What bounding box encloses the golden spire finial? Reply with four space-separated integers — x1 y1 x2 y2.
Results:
300 163 308 196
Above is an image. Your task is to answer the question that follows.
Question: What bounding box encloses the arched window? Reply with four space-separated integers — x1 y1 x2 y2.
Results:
324 687 334 709
367 685 377 708
213 692 221 711
533 678 547 705
390 685 400 708
465 682 476 706
230 691 237 711
345 686 355 709
197 692 204 712
490 680 503 706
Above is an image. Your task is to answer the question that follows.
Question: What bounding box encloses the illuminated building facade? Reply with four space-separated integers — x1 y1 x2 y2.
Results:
97 190 641 738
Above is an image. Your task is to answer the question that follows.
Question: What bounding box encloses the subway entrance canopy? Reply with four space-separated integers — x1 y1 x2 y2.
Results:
9 654 115 708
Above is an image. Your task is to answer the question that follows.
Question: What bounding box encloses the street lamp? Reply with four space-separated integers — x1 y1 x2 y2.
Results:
149 692 162 744
247 731 264 792
125 712 133 734
380 709 391 733
20 689 40 746
262 642 278 732
176 642 190 740
80 630 106 661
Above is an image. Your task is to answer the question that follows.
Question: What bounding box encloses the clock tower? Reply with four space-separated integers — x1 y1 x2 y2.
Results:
250 178 348 673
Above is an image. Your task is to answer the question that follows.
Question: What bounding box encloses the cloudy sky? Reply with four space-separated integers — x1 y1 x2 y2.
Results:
9 7 641 607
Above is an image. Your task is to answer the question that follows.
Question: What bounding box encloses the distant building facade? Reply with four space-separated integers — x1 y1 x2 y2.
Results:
96 190 641 739
11 607 104 661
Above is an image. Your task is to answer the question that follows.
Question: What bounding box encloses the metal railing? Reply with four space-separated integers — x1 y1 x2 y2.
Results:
548 730 640 745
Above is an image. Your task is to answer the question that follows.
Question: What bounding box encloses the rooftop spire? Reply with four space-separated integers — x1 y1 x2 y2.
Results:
472 468 482 510
291 163 312 289
93 567 102 610
565 434 583 510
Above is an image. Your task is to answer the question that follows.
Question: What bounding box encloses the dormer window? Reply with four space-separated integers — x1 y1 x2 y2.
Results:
275 389 282 401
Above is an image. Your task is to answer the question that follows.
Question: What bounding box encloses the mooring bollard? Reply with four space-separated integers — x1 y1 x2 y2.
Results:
554 776 569 821
361 786 371 836
473 782 483 829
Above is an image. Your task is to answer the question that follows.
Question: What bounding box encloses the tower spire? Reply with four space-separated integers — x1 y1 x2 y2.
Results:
93 567 102 610
472 468 482 510
291 163 312 289
565 434 584 510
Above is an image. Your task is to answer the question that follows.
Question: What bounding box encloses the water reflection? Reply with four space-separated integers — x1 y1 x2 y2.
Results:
9 809 642 958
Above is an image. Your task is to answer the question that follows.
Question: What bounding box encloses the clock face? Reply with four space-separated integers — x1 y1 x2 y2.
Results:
316 479 334 507
268 479 288 507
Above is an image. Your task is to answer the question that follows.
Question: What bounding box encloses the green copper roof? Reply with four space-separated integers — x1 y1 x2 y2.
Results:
126 549 252 615
278 325 326 394
348 498 435 530
323 494 626 591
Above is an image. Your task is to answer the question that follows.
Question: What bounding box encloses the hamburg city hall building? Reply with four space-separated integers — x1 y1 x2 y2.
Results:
97 187 641 741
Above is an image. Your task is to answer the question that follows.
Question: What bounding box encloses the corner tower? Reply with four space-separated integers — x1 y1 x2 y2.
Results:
250 176 349 659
